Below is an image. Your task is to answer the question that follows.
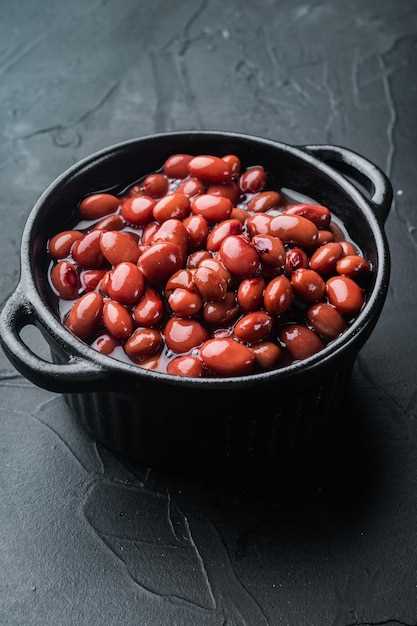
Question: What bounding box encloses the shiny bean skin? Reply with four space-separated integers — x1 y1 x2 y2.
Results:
152 219 189 258
124 328 162 359
317 230 334 245
153 192 190 222
107 262 145 304
252 234 285 268
336 255 370 277
198 258 231 285
51 261 79 299
49 230 83 259
186 250 211 268
246 213 272 237
309 243 343 274
191 194 232 222
103 300 133 340
188 155 233 183
94 213 125 231
291 269 325 303
72 230 104 268
248 191 281 213
133 288 164 327
167 356 203 377
142 222 160 245
207 182 240 204
79 193 120 220
237 277 265 312
92 334 118 354
307 303 346 339
252 342 281 369
200 338 255 376
340 240 358 256
164 318 208 353
194 266 228 302
231 207 248 224
270 215 318 247
203 292 239 326
100 231 140 265
121 196 155 225
280 324 323 361
65 292 103 339
183 214 209 248
285 247 308 273
326 276 364 316
219 236 260 277
164 154 193 179
177 177 205 197
264 276 293 315
234 312 272 343
168 288 202 317
239 166 266 193
284 203 331 228
207 219 242 251
166 269 195 293
142 173 169 198
80 269 106 292
138 242 183 284
222 154 241 176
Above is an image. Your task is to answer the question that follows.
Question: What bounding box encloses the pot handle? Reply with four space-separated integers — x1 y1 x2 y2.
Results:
302 144 393 224
0 286 107 393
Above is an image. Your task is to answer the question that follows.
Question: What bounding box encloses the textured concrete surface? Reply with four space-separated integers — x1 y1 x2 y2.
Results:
1 1 417 624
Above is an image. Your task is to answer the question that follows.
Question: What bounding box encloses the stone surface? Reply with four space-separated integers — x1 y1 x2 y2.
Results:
1 1 417 624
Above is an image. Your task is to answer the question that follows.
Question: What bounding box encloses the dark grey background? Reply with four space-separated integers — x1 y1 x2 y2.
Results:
1 1 417 624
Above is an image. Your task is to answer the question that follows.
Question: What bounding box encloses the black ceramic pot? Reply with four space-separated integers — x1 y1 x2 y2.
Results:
0 132 392 468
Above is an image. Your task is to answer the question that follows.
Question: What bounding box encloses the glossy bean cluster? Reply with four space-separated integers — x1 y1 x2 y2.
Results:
48 152 371 378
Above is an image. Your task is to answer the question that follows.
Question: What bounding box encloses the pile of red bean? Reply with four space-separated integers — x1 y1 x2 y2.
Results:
48 153 370 378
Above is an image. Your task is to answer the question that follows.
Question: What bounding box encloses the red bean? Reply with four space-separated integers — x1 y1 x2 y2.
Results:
191 194 232 222
92 334 118 354
152 219 189 258
264 276 293 315
188 155 233 183
98 271 111 295
246 213 272 237
167 355 203 377
142 173 169 198
177 177 205 197
122 196 155 225
49 230 83 259
207 219 242 251
51 261 79 299
291 269 325 303
336 255 370 277
164 154 193 179
125 328 162 359
187 250 211 268
169 288 202 317
79 193 120 220
285 247 308 273
133 288 164 327
194 265 228 302
103 300 133 340
138 242 183 284
164 318 208 353
326 276 364 316
72 230 104 268
94 214 124 231
234 312 272 343
307 303 346 339
284 203 331 228
237 277 265 311
222 154 241 176
201 338 255 376
65 292 103 339
80 269 107 292
166 269 195 293
239 166 266 193
231 207 248 224
198 259 231 284
340 240 358 256
280 324 323 360
203 292 239 325
207 182 240 204
142 221 160 245
270 215 318 247
310 243 343 275
153 192 190 222
252 234 285 268
219 235 260 277
107 262 145 304
248 191 281 213
317 230 334 245
252 342 281 369
183 214 209 248
100 231 140 265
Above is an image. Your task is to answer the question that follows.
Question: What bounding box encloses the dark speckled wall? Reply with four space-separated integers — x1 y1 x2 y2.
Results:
1 1 417 624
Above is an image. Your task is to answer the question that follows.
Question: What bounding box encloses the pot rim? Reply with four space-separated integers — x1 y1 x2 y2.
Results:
19 130 390 388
